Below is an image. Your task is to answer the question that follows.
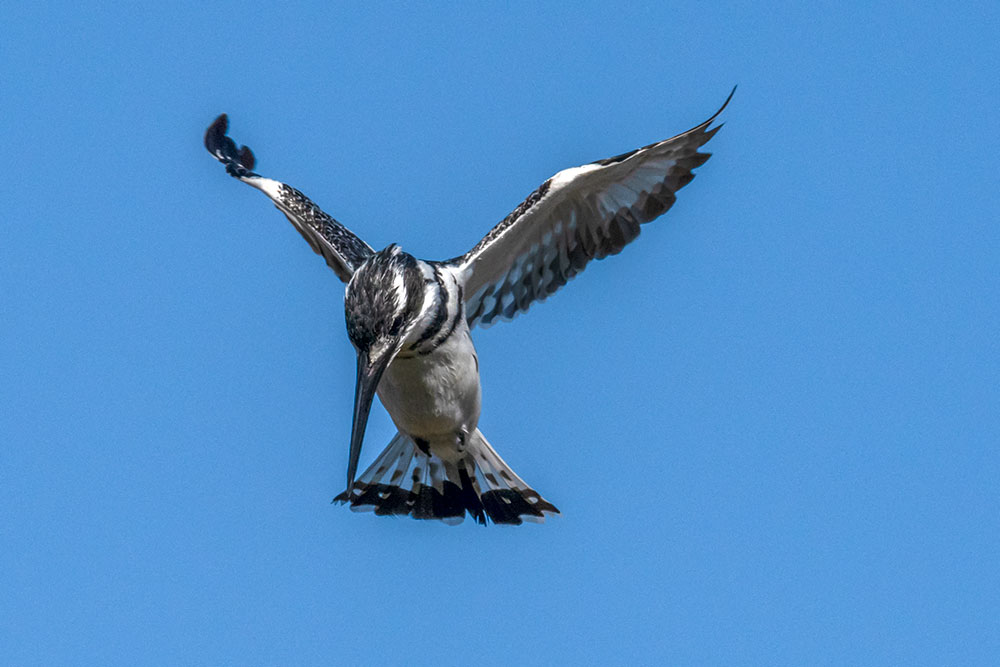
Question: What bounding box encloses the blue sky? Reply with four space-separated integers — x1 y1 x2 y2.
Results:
2 2 998 664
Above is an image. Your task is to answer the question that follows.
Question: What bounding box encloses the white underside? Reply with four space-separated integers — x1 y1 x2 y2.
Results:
376 319 481 462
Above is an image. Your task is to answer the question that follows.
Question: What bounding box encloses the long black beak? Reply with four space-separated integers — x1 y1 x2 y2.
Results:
344 348 394 496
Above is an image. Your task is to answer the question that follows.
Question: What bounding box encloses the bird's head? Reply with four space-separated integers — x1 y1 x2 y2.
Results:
342 245 425 494
344 245 425 359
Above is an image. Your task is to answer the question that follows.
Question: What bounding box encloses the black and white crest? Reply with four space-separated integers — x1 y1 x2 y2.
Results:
344 245 425 354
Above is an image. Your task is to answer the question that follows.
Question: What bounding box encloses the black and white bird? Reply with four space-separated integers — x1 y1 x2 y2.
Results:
204 90 732 525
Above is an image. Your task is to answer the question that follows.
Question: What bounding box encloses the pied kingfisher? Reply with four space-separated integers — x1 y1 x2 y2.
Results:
204 90 732 525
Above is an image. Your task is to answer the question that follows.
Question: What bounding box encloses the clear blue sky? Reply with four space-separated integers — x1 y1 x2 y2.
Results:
2 2 998 664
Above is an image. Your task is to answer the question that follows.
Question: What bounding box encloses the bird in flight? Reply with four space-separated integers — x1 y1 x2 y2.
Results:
204 90 732 525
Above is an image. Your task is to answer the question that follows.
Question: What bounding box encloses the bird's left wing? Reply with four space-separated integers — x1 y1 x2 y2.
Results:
450 90 732 328
204 114 373 282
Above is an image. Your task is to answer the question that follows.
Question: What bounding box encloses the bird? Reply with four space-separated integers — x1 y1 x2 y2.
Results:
204 89 732 525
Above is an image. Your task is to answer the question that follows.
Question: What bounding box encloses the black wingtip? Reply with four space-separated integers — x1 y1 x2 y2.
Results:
204 113 256 177
238 145 255 170
705 85 737 126
204 114 228 153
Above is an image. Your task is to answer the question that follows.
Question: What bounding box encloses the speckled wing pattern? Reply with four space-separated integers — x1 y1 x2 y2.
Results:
451 90 733 329
204 114 373 282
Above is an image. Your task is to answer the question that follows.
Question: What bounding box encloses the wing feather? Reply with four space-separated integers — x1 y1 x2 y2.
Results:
204 114 373 282
451 89 733 328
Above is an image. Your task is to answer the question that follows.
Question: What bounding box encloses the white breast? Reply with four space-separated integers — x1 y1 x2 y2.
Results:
377 318 481 444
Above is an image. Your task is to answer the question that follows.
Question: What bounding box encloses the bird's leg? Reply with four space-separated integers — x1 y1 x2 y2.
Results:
456 427 469 454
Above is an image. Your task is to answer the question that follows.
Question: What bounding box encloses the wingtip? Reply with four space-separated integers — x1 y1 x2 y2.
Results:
238 145 255 170
204 113 228 152
705 86 737 125
204 113 256 177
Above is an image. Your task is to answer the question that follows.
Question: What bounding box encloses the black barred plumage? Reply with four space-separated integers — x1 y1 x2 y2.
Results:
407 266 449 353
433 281 464 354
332 431 558 525
204 89 732 525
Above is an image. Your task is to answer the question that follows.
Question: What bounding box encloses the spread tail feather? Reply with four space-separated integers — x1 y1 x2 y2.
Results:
333 430 559 525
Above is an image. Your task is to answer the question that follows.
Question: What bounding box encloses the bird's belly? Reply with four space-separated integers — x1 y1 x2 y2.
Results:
377 330 481 441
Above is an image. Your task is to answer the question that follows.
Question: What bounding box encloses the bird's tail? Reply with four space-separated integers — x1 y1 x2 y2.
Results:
333 430 559 525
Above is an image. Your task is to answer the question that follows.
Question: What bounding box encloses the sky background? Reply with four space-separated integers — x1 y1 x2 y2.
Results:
2 2 998 665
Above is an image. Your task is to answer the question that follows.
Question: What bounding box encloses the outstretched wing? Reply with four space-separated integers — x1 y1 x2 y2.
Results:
204 114 373 282
451 89 733 328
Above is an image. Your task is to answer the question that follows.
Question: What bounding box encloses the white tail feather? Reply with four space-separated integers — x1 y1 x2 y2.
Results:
334 429 558 525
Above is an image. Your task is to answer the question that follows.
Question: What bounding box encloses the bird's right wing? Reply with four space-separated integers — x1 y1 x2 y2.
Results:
450 90 732 329
204 114 373 282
